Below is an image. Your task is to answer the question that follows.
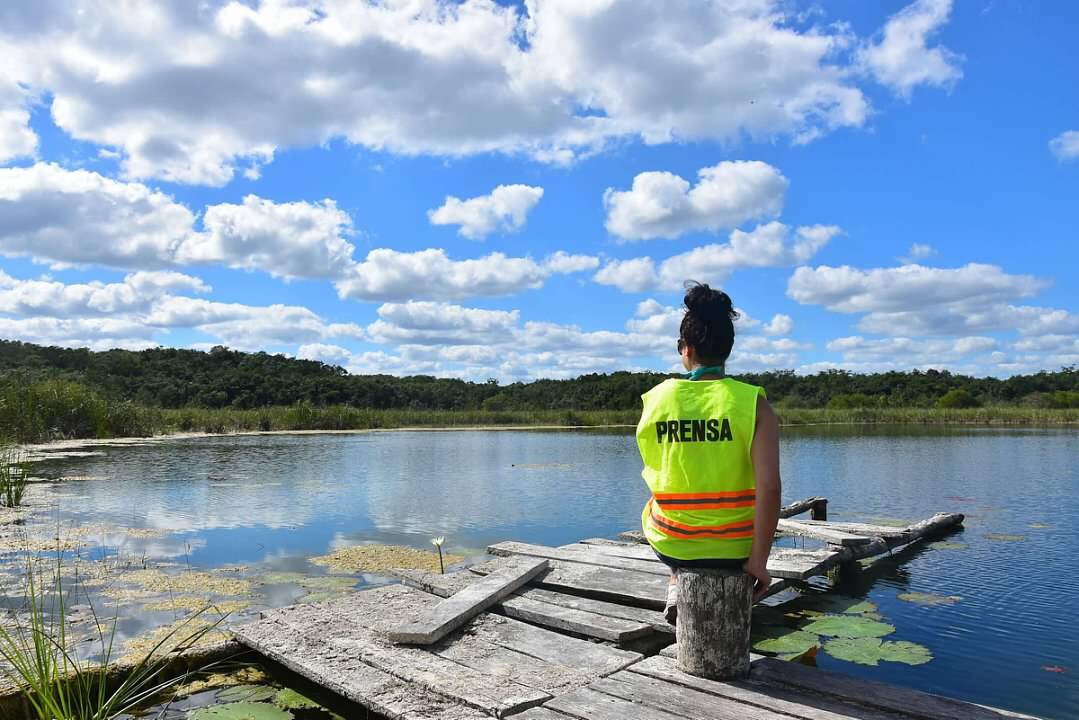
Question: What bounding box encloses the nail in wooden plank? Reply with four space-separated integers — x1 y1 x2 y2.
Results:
389 557 548 645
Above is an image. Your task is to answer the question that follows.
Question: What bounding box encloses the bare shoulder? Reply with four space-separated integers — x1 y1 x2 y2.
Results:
756 394 777 425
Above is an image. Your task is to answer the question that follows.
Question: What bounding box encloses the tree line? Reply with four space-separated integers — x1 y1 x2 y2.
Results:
0 339 1077 412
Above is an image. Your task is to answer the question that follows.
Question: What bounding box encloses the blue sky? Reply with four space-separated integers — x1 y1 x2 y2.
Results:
0 0 1076 380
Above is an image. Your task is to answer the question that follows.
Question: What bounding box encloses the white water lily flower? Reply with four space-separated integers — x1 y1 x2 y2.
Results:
431 536 445 547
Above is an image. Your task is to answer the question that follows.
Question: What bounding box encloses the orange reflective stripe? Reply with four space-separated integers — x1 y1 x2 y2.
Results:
654 490 755 500
648 505 755 539
653 489 755 510
658 501 755 510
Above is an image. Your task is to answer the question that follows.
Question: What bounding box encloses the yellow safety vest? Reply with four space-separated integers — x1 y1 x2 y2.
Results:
636 377 765 560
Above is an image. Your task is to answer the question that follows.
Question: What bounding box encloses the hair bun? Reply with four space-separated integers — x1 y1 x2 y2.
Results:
683 281 737 320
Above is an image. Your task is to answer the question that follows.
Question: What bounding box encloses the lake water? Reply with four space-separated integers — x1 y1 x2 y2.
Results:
11 426 1079 719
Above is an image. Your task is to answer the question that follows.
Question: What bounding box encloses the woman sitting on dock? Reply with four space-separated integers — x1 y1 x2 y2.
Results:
636 282 782 623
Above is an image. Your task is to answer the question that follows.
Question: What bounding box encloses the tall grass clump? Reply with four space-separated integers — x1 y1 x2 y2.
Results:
0 443 31 507
0 553 223 720
0 379 163 443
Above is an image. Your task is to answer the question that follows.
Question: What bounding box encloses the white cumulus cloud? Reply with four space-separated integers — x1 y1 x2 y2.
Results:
336 247 594 302
181 195 356 279
859 0 963 98
0 1 889 184
596 223 840 292
1049 131 1079 162
762 314 794 336
428 184 544 240
0 164 356 280
603 162 788 241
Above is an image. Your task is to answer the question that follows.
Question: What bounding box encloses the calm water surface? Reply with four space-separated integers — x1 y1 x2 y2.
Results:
18 427 1079 719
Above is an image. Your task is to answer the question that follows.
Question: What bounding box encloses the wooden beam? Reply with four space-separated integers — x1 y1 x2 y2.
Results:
388 557 548 645
627 656 904 720
775 519 872 546
751 656 1038 720
592 672 793 720
234 618 492 720
394 568 672 635
489 541 668 576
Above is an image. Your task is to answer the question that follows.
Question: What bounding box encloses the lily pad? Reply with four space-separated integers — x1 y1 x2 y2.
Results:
273 688 321 710
751 627 820 655
928 541 968 551
985 533 1026 542
298 576 357 591
802 595 878 616
802 615 895 639
824 638 932 666
217 685 279 703
188 702 294 719
1029 523 1050 529
898 592 961 607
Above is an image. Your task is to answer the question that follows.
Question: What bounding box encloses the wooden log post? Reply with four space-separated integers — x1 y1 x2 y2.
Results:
676 569 753 680
811 498 828 521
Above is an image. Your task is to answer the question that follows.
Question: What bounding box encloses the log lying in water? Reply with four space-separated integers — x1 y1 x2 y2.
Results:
833 512 965 563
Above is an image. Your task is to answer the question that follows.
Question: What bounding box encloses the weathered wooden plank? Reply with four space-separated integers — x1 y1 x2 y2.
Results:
545 687 686 720
468 613 642 676
234 617 491 720
593 673 790 720
522 587 672 634
797 520 914 539
470 557 670 609
573 539 660 561
776 519 871 546
392 569 656 642
253 586 551 716
628 655 904 720
508 708 571 719
834 513 966 564
500 594 653 643
489 541 669 576
432 635 590 696
389 557 548 645
765 548 842 580
751 656 1040 720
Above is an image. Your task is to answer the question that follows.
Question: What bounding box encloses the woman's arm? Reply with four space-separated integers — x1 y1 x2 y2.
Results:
745 394 781 602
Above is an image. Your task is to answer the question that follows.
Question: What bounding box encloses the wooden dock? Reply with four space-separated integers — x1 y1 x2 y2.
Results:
233 499 1039 719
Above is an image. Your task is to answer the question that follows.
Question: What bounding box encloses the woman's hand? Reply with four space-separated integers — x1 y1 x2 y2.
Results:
743 558 771 603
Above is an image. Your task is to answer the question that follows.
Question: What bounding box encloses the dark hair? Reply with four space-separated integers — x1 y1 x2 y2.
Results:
679 281 738 364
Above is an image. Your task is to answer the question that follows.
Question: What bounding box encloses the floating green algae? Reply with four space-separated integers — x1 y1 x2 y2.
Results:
985 533 1026 542
751 627 820 655
824 638 933 666
188 702 293 719
928 541 968 551
217 685 279 703
898 592 962 607
310 544 463 574
801 615 895 639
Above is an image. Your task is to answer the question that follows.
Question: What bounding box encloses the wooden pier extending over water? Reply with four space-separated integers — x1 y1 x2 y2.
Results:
234 498 1038 719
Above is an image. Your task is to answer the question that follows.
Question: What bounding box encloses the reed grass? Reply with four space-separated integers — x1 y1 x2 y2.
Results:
0 444 31 507
0 552 223 720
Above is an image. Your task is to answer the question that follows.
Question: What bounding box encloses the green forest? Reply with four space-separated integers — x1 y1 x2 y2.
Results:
0 339 1076 442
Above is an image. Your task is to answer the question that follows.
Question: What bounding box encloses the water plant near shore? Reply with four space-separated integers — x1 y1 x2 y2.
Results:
0 443 31 507
0 552 225 720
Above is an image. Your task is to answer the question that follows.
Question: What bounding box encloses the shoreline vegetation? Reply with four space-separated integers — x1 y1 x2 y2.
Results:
0 339 1076 444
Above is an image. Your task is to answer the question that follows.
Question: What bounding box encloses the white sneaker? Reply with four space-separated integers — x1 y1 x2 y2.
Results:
663 583 678 625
